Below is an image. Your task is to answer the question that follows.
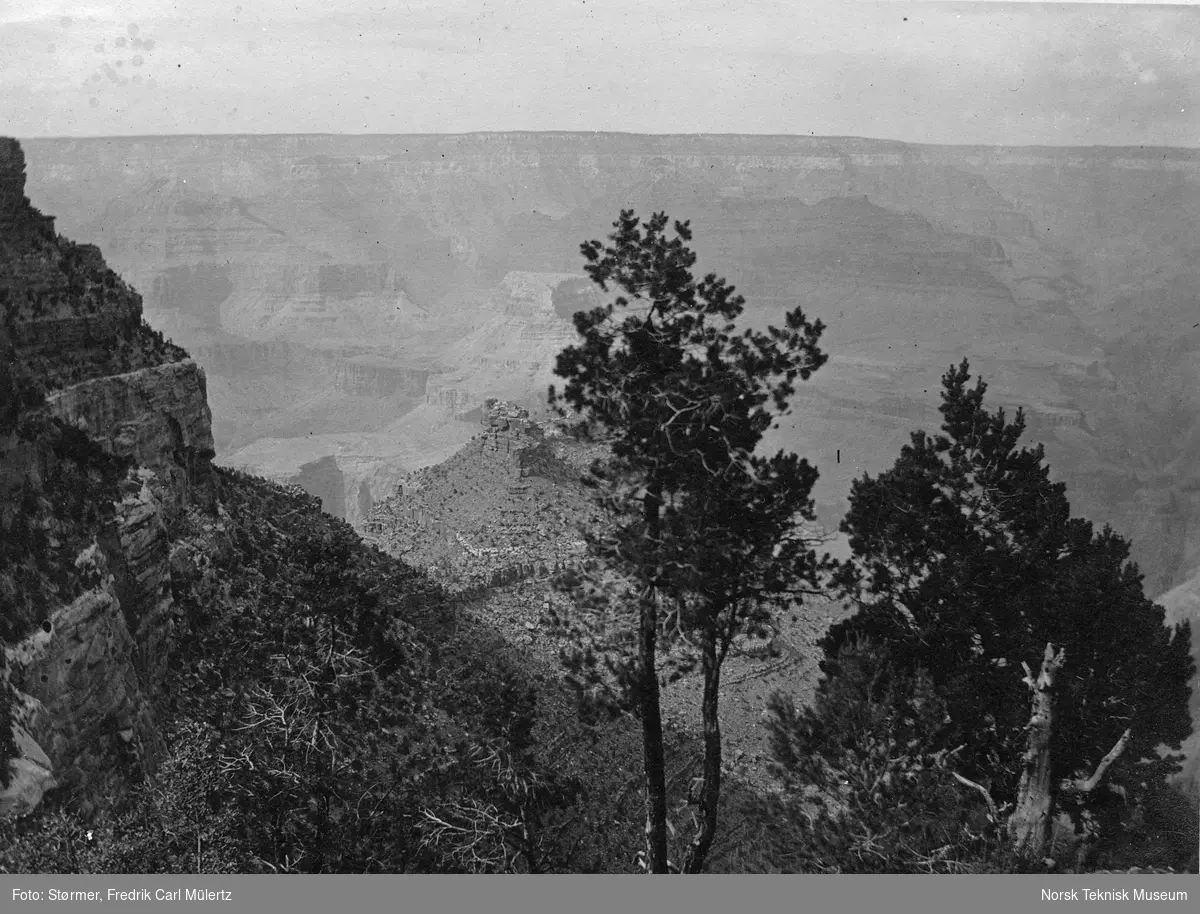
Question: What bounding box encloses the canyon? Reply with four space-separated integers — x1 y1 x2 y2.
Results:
18 133 1200 604
7 132 1200 816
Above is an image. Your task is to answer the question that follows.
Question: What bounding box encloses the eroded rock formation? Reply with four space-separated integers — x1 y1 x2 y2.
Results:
0 139 215 818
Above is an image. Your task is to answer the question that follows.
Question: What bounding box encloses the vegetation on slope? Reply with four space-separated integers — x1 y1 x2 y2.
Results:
0 415 133 645
0 230 188 392
1 467 652 873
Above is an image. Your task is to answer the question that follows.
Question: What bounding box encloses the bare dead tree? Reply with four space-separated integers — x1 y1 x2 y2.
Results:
1009 642 1065 861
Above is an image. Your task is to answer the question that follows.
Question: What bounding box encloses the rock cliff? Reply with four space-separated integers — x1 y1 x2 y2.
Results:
42 362 214 520
0 139 214 818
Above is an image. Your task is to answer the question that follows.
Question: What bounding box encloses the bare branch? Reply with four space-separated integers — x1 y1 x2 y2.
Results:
1066 728 1133 795
951 771 999 821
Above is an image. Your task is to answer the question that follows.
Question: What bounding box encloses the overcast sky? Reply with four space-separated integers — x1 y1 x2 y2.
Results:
1 0 1197 146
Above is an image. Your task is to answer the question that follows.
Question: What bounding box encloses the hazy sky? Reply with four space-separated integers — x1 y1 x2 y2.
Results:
1 0 1197 145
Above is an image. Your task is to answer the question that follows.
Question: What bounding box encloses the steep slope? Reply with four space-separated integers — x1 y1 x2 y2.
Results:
0 137 214 817
363 401 854 786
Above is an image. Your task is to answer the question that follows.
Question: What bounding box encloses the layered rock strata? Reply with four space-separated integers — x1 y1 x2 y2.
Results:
0 139 214 818
43 361 215 521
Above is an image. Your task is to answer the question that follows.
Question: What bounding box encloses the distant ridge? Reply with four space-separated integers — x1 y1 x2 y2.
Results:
17 132 1200 156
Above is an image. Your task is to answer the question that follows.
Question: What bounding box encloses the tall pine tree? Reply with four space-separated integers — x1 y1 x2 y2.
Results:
549 210 827 872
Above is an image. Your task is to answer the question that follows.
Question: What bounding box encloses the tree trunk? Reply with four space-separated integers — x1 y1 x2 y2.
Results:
639 484 670 874
683 631 722 874
638 588 669 873
1010 642 1065 862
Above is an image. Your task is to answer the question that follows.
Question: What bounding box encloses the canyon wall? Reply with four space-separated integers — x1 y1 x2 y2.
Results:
1 139 215 818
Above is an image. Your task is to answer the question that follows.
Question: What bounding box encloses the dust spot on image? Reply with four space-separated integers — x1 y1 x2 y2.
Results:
46 43 57 54
143 39 155 52
133 55 144 67
89 97 98 108
60 16 73 28
128 24 139 38
94 43 104 53
116 37 127 49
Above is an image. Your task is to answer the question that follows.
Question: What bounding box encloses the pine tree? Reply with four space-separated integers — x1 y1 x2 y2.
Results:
826 360 1194 853
548 210 828 872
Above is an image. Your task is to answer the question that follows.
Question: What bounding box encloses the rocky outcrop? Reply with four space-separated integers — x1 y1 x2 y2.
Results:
0 647 57 820
1 141 187 395
363 402 596 591
1 138 215 819
4 544 164 816
0 139 56 253
43 361 215 521
111 471 177 689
